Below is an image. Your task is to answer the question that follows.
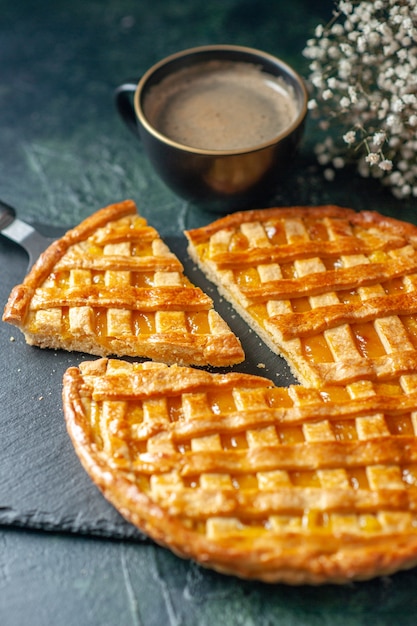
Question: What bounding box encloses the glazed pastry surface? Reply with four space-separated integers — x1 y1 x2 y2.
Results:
2 200 244 367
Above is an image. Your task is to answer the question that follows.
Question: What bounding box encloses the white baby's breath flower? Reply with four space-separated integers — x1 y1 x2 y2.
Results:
392 98 405 113
357 35 367 53
366 152 380 165
315 24 324 38
314 142 327 155
324 168 335 181
339 42 353 56
338 59 353 79
367 32 380 47
372 131 386 147
348 86 358 103
303 0 417 198
332 156 345 168
331 24 344 37
317 152 331 165
379 159 393 171
403 95 417 106
328 45 340 60
397 48 408 62
343 130 356 144
339 2 353 16
388 170 402 185
312 74 325 88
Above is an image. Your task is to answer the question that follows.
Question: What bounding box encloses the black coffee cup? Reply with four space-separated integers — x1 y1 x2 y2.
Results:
115 45 308 212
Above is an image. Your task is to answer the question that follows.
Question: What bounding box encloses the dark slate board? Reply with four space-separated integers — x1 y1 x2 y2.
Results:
0 230 296 540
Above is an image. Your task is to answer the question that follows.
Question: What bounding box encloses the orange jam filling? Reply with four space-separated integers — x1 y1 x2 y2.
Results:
125 404 144 424
278 426 305 444
322 257 343 271
383 277 406 294
132 311 156 334
131 439 149 455
167 396 184 422
231 474 259 490
131 242 154 256
177 442 191 454
133 474 151 491
373 381 404 395
186 311 211 335
401 316 417 348
208 389 237 415
235 268 260 288
358 514 382 532
265 387 294 408
221 433 248 450
302 335 334 363
87 243 103 257
92 271 104 285
320 387 351 403
332 420 359 441
49 271 70 288
291 297 311 313
94 308 108 337
280 263 297 279
290 470 321 488
402 465 417 486
304 218 330 242
264 221 288 245
352 322 387 358
182 476 199 489
247 303 268 326
60 307 70 337
302 510 327 529
229 231 249 251
387 414 415 436
338 289 362 305
348 468 369 490
131 272 154 287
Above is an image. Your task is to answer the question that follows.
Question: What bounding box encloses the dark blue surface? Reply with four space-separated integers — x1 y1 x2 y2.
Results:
2 1 417 624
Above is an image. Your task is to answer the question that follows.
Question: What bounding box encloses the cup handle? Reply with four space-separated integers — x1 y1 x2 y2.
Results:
114 81 139 136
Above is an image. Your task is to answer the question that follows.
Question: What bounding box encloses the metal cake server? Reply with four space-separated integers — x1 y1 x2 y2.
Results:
0 199 56 270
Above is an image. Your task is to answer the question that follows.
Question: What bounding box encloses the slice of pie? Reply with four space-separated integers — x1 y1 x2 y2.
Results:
185 205 417 387
2 200 244 367
63 357 417 584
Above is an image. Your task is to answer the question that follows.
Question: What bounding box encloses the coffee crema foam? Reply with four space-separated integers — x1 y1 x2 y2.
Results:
143 61 298 151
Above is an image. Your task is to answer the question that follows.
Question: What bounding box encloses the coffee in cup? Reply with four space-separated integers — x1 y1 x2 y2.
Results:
115 45 308 211
143 60 298 152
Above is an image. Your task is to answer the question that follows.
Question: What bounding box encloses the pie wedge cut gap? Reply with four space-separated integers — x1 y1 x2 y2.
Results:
63 357 417 584
2 200 244 367
185 205 417 387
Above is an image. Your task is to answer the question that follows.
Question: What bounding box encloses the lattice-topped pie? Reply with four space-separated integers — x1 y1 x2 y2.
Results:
186 205 417 387
63 357 417 584
2 200 244 367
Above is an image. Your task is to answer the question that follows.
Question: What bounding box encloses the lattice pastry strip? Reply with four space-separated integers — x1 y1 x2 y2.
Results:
185 206 417 386
290 221 362 367
3 200 244 367
64 358 417 584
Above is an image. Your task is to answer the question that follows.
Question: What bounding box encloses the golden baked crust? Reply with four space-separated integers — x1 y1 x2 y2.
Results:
185 205 417 386
63 357 417 584
2 200 244 367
